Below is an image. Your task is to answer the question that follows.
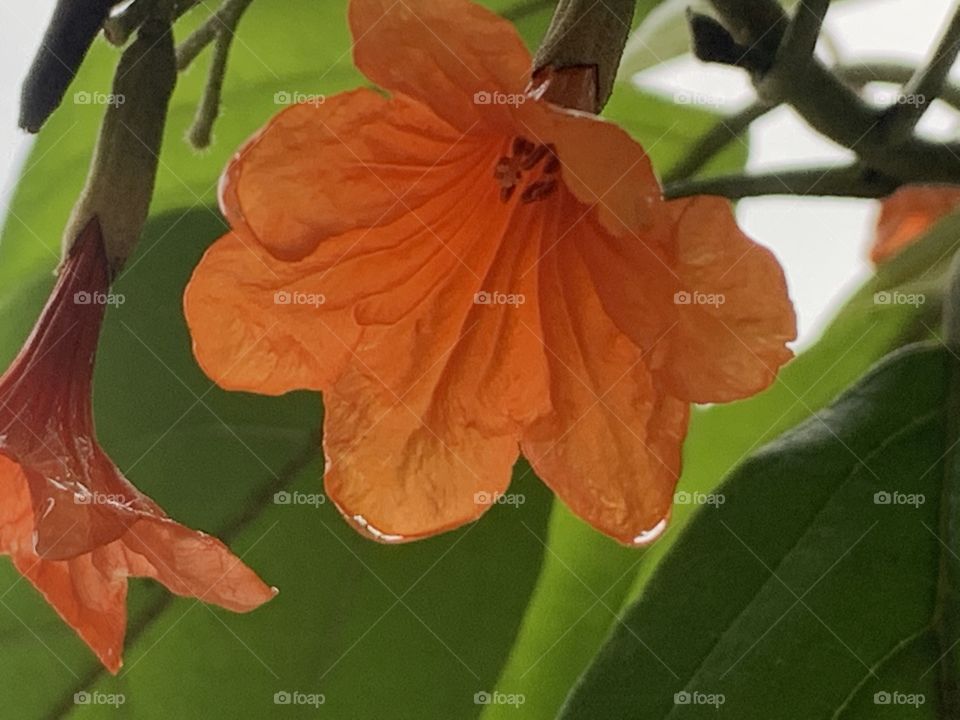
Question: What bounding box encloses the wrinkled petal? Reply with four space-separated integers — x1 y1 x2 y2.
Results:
222 88 485 261
185 230 361 395
657 197 796 402
579 195 795 403
323 367 519 542
349 0 532 131
872 185 960 264
521 209 689 545
0 456 275 673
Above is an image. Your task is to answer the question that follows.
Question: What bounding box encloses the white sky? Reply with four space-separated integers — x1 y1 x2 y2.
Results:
0 0 956 347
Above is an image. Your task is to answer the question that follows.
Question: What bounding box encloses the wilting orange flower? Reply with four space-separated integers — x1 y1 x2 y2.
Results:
185 0 795 545
0 219 274 672
871 185 960 264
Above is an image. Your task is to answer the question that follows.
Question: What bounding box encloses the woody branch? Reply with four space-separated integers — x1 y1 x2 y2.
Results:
666 0 960 200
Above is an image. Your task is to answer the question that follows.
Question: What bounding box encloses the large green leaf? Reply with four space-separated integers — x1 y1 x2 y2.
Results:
561 341 953 718
484 186 959 719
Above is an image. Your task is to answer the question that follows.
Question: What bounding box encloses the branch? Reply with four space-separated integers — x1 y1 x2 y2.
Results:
836 62 960 111
778 0 831 63
664 102 772 183
176 0 254 68
664 165 899 200
700 0 960 189
882 5 960 140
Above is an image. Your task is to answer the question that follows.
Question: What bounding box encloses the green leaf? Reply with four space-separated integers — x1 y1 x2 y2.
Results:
484 181 958 720
561 342 953 718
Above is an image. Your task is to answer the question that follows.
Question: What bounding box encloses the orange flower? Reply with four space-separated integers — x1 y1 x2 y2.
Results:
872 185 960 264
0 219 275 673
185 0 795 546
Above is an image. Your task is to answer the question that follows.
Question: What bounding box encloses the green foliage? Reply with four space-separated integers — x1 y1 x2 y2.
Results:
561 342 953 718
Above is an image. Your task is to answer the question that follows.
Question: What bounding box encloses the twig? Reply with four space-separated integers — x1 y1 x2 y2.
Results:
664 102 773 183
664 165 898 200
699 0 960 189
176 0 254 71
175 0 255 147
778 0 831 63
187 31 232 148
837 62 960 113
104 0 196 46
882 5 960 140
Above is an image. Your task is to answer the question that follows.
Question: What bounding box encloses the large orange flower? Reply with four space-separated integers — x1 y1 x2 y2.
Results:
185 0 795 546
871 185 960 264
0 219 274 672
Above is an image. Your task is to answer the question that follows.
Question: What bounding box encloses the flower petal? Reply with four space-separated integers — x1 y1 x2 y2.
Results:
520 212 688 545
657 197 796 402
520 105 663 238
872 185 960 264
185 230 361 395
222 88 488 261
349 0 532 131
578 195 795 403
323 367 519 541
0 457 274 673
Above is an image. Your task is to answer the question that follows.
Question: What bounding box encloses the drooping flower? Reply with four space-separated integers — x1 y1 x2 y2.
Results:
185 0 795 546
871 185 960 264
0 219 275 673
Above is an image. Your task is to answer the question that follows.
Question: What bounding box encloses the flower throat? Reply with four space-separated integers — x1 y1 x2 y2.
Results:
495 136 560 204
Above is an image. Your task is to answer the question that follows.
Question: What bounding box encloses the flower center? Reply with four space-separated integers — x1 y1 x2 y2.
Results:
494 136 560 204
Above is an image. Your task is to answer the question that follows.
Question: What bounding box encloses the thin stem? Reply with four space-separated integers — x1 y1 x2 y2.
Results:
187 31 232 148
664 165 899 200
663 102 772 183
836 62 960 111
883 4 960 139
778 0 831 63
176 0 255 70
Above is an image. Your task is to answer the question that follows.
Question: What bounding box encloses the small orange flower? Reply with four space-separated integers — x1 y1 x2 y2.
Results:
871 185 960 264
0 219 274 673
185 0 795 545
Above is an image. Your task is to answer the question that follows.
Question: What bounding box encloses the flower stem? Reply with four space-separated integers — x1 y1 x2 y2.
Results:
63 18 177 275
532 0 637 112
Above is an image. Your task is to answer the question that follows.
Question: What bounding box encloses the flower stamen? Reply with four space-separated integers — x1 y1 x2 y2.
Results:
496 136 560 204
